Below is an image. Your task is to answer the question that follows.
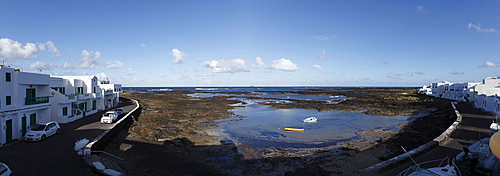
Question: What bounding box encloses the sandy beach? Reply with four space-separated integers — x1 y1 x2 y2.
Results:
104 88 455 175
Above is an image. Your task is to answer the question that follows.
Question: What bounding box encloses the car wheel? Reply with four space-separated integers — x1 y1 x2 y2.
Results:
56 129 60 134
41 135 46 141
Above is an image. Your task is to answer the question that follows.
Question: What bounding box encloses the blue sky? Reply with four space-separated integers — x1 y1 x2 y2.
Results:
0 1 499 87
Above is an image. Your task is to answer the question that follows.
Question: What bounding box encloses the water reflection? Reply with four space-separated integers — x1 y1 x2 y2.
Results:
219 101 407 148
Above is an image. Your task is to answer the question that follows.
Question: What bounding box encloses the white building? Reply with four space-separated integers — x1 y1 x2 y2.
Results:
0 66 122 145
98 79 122 109
0 66 52 145
49 76 104 123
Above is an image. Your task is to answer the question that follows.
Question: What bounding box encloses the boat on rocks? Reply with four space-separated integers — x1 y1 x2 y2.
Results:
303 116 318 123
284 128 304 132
398 157 461 176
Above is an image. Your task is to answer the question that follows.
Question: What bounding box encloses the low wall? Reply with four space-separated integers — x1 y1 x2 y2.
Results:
359 102 462 175
83 98 141 155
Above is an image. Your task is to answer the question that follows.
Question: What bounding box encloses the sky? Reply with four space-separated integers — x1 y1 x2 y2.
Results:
0 1 499 87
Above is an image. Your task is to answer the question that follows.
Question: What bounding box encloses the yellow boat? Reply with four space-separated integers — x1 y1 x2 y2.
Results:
284 128 304 132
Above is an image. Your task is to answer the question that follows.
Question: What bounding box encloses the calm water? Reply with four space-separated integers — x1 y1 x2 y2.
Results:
219 100 407 148
124 86 412 149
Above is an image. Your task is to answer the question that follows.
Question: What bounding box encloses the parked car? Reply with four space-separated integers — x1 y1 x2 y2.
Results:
101 111 118 124
24 121 60 141
0 162 12 176
115 108 124 115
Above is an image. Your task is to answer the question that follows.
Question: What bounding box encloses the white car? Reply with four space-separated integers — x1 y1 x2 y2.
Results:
101 111 118 124
24 121 61 141
0 163 11 176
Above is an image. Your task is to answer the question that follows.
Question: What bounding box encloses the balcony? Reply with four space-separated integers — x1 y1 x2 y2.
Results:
25 96 50 105
65 94 78 99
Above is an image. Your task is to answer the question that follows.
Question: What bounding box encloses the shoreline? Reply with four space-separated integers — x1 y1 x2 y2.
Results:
105 88 454 175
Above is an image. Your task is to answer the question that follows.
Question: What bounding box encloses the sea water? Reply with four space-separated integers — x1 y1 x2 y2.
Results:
124 86 411 149
218 100 407 148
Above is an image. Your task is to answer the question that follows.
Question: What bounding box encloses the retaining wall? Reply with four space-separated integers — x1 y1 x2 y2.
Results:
83 98 141 155
359 102 462 175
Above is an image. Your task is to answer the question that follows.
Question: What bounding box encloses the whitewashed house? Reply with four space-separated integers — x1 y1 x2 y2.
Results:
470 77 500 110
429 82 449 98
98 79 122 109
0 66 52 145
0 65 123 145
50 76 103 123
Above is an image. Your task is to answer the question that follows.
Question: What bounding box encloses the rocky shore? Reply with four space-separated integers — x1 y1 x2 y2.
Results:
104 88 455 175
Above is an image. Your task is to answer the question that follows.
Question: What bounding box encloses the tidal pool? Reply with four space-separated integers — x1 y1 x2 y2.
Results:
218 101 408 149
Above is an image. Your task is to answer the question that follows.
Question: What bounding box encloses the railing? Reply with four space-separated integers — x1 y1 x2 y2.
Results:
66 94 78 99
25 96 49 105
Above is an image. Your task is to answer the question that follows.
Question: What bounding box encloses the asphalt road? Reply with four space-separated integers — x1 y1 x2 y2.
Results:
379 102 494 176
0 98 136 176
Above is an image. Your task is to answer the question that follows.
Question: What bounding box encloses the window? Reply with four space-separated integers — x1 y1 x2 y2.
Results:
5 72 11 82
62 107 68 116
26 88 36 98
58 87 65 94
6 96 11 105
92 100 96 110
76 87 84 94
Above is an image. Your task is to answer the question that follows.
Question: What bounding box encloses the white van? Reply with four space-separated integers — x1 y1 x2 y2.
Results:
101 111 118 124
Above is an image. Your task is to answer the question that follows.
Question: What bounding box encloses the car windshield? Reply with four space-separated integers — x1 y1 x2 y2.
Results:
30 124 46 131
106 113 114 116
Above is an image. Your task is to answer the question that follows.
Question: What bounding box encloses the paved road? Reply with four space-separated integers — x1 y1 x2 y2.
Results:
0 98 136 176
379 102 494 176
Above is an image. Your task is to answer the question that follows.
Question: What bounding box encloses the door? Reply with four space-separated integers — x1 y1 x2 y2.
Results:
22 116 27 136
26 88 36 98
30 113 36 125
5 120 12 143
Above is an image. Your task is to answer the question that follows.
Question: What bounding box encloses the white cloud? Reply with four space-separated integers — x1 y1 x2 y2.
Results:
122 68 135 75
468 23 497 33
316 50 330 60
106 60 126 68
417 6 424 13
479 61 498 67
0 38 62 59
378 60 389 65
202 58 248 73
450 71 465 75
251 57 266 68
312 65 323 71
309 35 335 40
141 44 146 47
76 50 107 69
171 48 188 63
41 41 62 57
27 61 54 71
58 62 75 69
96 72 108 79
270 58 298 71
387 73 402 79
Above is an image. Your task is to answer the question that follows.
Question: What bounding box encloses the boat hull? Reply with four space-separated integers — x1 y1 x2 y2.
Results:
284 128 304 132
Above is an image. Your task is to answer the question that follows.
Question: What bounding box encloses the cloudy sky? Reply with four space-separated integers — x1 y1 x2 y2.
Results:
1 1 499 87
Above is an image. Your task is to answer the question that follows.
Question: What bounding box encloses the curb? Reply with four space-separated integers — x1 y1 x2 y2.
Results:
83 97 141 176
359 102 462 175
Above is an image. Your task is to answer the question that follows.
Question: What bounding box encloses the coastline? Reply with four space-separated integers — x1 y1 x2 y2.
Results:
104 88 455 175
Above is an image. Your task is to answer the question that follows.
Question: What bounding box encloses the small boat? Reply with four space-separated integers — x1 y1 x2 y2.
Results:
284 128 304 132
303 116 318 123
398 157 461 176
491 119 499 134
